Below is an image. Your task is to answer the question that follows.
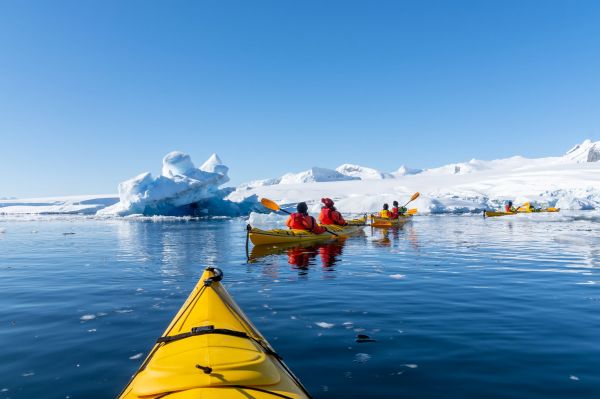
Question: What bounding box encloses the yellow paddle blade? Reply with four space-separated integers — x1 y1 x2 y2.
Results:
407 208 417 215
260 198 281 212
409 192 420 202
547 207 559 212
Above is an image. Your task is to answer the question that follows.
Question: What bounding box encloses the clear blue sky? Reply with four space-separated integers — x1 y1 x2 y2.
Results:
1 0 599 197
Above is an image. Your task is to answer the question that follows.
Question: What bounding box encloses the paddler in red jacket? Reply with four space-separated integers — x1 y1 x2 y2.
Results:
318 198 347 226
391 201 408 219
286 202 327 234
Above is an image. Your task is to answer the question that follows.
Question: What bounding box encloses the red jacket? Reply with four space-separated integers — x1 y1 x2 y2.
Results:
318 207 347 225
391 207 399 219
286 213 327 234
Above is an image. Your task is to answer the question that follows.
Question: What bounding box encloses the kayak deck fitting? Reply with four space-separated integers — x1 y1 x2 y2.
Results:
118 267 311 399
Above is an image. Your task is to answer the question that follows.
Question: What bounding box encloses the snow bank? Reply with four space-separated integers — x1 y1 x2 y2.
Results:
0 195 118 215
99 151 234 216
228 139 600 214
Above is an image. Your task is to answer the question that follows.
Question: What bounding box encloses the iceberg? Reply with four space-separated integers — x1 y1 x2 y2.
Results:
99 151 233 216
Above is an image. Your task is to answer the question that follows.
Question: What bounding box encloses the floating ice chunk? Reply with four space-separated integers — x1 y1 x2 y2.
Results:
129 353 144 360
315 322 335 329
354 353 371 363
99 151 230 216
21 372 35 377
390 274 406 279
80 314 96 321
570 375 579 381
401 364 418 368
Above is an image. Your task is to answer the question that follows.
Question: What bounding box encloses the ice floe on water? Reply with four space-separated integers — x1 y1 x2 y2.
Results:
389 274 406 279
80 314 96 321
129 353 144 360
353 353 371 363
315 322 335 329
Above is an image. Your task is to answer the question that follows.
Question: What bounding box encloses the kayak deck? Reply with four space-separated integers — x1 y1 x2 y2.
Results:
118 267 311 399
248 217 366 246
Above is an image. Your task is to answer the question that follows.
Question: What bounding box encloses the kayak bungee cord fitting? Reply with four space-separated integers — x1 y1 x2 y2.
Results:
117 267 312 399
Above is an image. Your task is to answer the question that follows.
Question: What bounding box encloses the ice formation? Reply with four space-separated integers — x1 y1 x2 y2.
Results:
99 151 233 216
335 164 394 180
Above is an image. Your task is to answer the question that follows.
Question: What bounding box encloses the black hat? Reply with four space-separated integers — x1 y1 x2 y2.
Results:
297 202 308 214
383 203 389 210
393 201 399 206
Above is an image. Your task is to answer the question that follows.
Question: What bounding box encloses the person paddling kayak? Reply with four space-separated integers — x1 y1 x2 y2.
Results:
504 201 516 213
391 200 408 219
379 203 392 218
319 197 347 226
286 202 327 234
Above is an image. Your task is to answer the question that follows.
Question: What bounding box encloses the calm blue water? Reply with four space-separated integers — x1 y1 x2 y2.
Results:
1 214 600 399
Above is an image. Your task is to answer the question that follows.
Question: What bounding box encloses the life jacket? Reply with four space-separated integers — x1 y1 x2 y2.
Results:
319 207 346 226
287 212 326 234
379 209 392 218
391 207 399 219
504 205 513 213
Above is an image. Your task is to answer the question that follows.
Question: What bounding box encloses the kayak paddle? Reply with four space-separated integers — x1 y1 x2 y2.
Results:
260 198 339 236
407 208 417 215
402 192 420 208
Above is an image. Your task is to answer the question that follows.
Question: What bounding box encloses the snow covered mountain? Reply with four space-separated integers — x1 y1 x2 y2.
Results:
564 139 600 163
335 164 394 180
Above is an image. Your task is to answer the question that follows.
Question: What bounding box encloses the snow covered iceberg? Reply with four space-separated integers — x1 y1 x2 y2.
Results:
100 152 235 216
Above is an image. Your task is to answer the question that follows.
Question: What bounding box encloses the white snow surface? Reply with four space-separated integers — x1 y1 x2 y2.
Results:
2 139 600 216
99 151 230 216
336 164 394 180
228 139 600 214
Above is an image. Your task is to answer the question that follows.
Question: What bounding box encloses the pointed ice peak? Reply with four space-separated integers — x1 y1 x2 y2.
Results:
200 153 229 175
564 139 600 163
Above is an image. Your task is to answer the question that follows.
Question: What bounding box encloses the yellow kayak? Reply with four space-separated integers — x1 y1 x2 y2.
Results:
484 207 560 218
118 267 311 399
370 213 413 227
248 217 366 246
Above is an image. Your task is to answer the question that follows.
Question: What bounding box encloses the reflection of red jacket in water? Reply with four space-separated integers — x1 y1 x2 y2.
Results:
287 247 317 268
319 243 343 267
318 207 347 226
286 213 326 234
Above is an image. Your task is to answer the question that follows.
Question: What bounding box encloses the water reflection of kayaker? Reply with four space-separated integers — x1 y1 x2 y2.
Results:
319 197 347 226
319 242 343 267
287 242 344 269
286 202 326 234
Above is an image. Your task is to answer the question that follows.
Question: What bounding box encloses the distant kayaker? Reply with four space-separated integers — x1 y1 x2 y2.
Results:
319 198 347 226
391 200 408 219
379 203 392 218
505 201 516 213
286 202 327 234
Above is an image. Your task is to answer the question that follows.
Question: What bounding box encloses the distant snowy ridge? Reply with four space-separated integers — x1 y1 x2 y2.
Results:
228 139 600 214
336 164 394 180
564 139 600 163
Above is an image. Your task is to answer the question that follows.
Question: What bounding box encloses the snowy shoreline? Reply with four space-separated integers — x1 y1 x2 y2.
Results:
2 140 599 217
